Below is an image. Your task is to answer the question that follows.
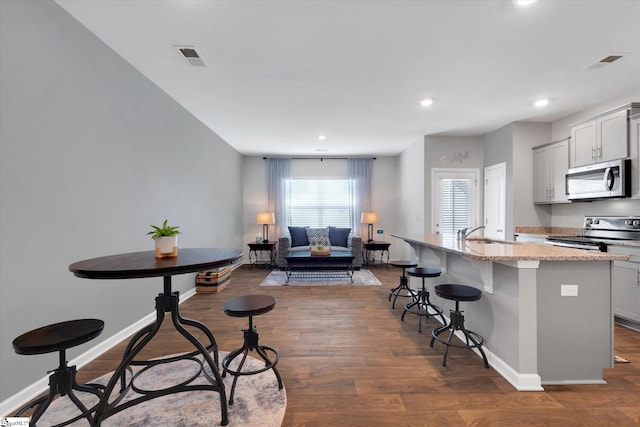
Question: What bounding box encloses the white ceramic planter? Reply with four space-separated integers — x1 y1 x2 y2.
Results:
155 235 178 258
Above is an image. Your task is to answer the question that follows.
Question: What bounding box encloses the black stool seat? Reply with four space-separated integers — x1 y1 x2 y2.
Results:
401 267 445 332
430 284 489 368
13 319 104 355
223 294 276 317
389 260 418 269
12 319 106 426
222 295 283 405
407 267 442 279
388 260 418 309
435 284 482 302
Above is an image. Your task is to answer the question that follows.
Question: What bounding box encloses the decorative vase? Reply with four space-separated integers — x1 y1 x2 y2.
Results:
155 236 178 258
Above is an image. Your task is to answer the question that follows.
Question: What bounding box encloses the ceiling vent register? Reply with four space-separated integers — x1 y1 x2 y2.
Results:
584 53 628 70
175 46 207 67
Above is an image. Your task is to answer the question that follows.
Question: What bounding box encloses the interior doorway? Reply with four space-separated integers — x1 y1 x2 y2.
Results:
484 162 506 240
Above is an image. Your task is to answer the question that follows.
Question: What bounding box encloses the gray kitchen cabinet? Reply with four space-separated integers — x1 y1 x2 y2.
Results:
630 113 640 198
611 245 640 326
533 139 569 204
570 109 628 167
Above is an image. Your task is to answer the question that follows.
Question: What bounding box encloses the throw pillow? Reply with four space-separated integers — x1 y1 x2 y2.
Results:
328 226 351 247
288 226 309 247
306 227 331 247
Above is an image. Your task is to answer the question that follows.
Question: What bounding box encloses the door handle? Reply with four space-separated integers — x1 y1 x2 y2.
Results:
604 167 614 191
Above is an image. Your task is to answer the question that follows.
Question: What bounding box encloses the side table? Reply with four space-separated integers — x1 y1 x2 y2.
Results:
363 241 391 268
248 242 276 269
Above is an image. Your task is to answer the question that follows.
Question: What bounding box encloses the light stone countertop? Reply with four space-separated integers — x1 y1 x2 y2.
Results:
391 233 629 262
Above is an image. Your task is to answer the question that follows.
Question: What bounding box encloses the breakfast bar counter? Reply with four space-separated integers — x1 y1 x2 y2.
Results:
391 233 627 391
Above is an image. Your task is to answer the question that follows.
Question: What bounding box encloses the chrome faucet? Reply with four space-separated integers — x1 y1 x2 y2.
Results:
457 225 485 241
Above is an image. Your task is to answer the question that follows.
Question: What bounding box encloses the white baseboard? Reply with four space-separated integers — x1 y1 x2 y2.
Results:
0 287 198 417
427 308 544 392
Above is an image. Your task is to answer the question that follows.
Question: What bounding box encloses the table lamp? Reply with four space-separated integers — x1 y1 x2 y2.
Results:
256 212 275 243
361 212 379 242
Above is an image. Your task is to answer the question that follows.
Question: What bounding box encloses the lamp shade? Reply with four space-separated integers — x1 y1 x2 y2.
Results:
361 212 379 224
256 212 275 225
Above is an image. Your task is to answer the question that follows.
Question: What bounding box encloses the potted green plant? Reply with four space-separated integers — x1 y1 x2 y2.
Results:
147 219 181 258
311 243 330 256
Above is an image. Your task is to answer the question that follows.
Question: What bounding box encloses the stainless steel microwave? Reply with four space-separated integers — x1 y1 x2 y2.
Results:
566 158 631 201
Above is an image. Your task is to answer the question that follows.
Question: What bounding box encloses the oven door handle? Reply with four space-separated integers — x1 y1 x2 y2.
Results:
544 241 601 251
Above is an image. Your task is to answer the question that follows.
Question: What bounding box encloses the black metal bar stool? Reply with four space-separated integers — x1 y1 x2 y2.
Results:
12 319 106 426
222 294 283 405
388 260 418 309
429 284 489 368
401 267 446 332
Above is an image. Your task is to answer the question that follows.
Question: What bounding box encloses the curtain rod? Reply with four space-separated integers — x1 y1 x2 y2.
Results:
262 157 376 161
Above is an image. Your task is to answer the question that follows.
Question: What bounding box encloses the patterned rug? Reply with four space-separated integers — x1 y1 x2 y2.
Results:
38 351 286 426
260 269 382 286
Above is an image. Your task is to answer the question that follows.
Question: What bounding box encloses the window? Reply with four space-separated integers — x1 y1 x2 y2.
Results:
286 179 351 228
432 169 479 244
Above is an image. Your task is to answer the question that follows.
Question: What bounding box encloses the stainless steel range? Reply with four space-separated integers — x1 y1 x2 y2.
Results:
546 216 640 251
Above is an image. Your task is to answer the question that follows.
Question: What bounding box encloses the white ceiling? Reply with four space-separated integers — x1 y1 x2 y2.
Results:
55 0 640 156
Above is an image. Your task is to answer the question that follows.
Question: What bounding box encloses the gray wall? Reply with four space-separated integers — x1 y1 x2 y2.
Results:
0 0 243 402
241 156 400 259
395 139 425 259
512 122 552 229
424 135 485 234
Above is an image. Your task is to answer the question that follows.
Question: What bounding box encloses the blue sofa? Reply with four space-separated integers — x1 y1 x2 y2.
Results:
276 226 363 269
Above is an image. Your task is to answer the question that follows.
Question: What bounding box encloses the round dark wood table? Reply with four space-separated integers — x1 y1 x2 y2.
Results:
69 248 243 426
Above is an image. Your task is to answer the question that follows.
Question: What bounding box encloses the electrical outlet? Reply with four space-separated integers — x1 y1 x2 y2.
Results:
561 284 578 297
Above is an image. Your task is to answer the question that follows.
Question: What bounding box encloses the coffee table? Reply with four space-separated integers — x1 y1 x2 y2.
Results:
285 251 355 283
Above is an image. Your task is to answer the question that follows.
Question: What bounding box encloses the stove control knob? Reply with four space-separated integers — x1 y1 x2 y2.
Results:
585 218 593 226
626 219 633 226
594 219 600 224
633 220 640 227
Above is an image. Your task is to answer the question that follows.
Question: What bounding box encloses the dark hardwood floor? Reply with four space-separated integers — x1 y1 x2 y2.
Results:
68 264 640 426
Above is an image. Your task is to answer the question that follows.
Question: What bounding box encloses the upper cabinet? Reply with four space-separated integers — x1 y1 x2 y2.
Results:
570 109 628 167
533 139 569 204
630 113 640 198
569 103 640 168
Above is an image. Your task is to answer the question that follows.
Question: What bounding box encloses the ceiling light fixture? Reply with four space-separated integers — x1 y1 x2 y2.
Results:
513 0 537 6
318 135 327 141
534 99 549 108
420 98 433 107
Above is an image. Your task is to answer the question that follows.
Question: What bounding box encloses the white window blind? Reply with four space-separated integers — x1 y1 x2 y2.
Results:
439 178 471 235
287 179 351 228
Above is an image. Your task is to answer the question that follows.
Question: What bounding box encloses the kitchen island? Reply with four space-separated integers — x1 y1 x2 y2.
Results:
391 233 627 391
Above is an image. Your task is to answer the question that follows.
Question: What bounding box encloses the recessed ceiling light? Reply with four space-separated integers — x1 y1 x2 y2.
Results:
420 98 433 107
513 0 537 6
318 135 327 141
534 99 549 108
315 149 329 152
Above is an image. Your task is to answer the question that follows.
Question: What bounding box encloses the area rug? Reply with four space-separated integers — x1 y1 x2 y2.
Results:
37 351 286 426
260 269 382 286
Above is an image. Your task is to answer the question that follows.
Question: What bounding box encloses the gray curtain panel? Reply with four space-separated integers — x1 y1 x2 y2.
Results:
267 158 291 239
348 158 373 237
